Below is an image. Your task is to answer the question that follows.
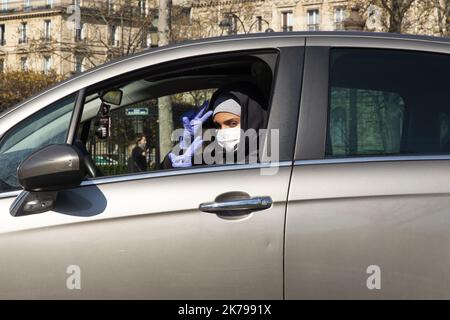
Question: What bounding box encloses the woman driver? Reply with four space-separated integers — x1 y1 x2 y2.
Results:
162 83 267 169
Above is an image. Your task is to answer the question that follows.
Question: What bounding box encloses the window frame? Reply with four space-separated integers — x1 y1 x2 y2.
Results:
295 39 450 163
73 49 291 182
306 9 320 31
0 39 305 198
281 10 294 32
43 19 51 41
334 6 345 31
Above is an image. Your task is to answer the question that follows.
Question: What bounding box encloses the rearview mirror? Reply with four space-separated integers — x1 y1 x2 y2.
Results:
101 88 123 105
10 144 86 217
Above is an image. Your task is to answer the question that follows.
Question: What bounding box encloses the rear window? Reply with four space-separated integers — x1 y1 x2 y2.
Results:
326 48 450 158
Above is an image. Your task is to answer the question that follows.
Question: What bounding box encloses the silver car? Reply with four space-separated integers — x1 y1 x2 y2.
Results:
0 32 449 299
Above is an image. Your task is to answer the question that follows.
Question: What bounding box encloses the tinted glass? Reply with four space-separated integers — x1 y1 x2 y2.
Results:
326 48 450 157
0 94 76 192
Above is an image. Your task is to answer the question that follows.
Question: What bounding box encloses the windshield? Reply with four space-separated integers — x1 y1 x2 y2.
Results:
0 94 76 193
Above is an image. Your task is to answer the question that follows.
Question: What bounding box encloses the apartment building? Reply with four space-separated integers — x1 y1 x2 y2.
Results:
189 0 447 39
189 0 351 38
0 0 155 76
0 0 444 75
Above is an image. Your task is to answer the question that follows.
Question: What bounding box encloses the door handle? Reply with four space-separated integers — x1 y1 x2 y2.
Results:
199 195 272 215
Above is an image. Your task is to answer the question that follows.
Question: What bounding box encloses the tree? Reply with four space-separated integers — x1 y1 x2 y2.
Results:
427 0 449 36
82 0 154 61
0 71 63 113
350 0 416 33
157 0 174 160
380 0 416 33
28 0 156 74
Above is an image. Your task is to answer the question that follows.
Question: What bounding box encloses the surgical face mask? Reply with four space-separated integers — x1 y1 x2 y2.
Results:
139 143 146 150
217 126 241 152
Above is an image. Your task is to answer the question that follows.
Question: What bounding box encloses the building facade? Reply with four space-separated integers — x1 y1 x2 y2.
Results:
0 0 156 76
189 0 350 37
0 0 445 76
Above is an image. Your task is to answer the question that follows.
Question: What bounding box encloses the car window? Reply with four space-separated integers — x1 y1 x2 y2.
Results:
76 54 276 178
326 48 450 158
0 94 77 193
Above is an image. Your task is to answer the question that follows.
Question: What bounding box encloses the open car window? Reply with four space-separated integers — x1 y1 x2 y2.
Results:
76 52 277 178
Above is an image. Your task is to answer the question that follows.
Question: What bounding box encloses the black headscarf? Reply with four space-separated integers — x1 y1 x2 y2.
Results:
208 82 268 162
160 82 268 169
208 82 268 131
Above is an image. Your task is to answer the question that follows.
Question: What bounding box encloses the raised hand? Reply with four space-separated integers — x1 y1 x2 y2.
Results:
180 101 212 149
169 136 203 168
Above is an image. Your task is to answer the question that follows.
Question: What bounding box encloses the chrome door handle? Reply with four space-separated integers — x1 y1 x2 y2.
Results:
199 196 272 215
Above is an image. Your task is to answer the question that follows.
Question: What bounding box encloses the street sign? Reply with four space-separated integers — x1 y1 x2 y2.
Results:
126 108 149 116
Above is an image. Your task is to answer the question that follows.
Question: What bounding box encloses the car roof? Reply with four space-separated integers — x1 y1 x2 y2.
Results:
70 31 450 73
1 31 449 120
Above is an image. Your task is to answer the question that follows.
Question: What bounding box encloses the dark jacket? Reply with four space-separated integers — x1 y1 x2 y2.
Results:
129 146 147 172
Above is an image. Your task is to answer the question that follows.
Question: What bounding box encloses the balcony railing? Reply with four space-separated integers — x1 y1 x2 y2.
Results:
0 4 58 15
109 39 120 47
334 22 345 31
307 24 320 31
18 38 28 44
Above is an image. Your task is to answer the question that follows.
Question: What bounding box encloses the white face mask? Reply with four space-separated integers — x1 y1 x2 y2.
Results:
217 126 241 152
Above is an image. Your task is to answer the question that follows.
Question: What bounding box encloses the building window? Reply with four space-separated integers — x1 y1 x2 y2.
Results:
222 13 238 34
107 0 114 13
20 57 27 71
147 26 158 48
42 56 52 74
141 30 148 48
109 24 119 46
255 16 262 32
75 22 84 42
334 7 345 31
0 24 5 46
74 55 85 73
307 9 320 31
180 7 191 25
23 0 30 11
19 22 27 44
0 59 4 73
139 0 146 16
44 20 51 41
46 0 53 8
2 0 8 11
281 11 293 32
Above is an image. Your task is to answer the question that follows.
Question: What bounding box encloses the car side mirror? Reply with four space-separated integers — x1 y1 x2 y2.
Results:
10 144 86 217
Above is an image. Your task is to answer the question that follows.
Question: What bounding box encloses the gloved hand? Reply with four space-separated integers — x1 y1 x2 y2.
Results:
169 136 203 168
180 101 212 149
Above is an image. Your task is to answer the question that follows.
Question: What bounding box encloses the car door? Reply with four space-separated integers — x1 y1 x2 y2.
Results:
0 43 304 299
286 37 450 299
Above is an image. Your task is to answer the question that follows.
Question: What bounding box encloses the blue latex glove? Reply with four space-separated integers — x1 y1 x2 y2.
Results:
180 101 212 149
169 136 203 168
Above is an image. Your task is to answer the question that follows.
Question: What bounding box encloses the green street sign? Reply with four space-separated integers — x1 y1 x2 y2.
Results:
126 108 149 116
